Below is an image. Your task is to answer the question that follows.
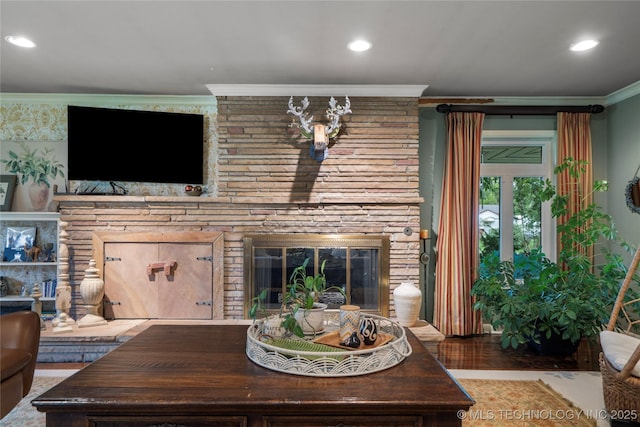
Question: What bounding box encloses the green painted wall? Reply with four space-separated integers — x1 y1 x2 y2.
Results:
418 99 638 322
606 94 640 262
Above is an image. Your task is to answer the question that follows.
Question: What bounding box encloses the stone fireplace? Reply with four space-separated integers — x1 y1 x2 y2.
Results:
57 196 420 321
50 95 422 320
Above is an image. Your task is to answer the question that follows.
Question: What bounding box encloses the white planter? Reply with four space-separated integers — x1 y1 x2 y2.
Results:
294 302 327 335
262 315 286 339
393 282 422 327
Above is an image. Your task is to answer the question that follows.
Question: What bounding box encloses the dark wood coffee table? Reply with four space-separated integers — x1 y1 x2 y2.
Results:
33 324 474 426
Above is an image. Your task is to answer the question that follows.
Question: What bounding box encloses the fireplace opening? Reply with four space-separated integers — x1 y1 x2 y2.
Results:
243 234 390 317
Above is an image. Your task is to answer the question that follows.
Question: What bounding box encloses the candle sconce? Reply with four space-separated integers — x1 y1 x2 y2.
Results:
287 96 351 162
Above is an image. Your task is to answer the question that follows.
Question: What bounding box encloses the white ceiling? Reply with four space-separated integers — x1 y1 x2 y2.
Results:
2 1 640 99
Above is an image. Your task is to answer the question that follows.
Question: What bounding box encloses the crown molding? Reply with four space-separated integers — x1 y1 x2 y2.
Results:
419 81 640 108
206 84 427 97
3 80 637 106
0 93 217 106
606 80 640 106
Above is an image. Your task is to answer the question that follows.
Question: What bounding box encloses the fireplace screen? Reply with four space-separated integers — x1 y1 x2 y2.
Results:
244 234 389 317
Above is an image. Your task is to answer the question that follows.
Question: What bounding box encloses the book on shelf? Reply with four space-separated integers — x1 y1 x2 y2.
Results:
41 279 57 298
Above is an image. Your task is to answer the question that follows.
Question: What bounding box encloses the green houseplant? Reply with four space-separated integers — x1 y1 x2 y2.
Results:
250 257 346 338
471 157 638 353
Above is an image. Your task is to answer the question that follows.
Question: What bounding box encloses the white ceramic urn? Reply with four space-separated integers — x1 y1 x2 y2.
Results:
393 281 422 327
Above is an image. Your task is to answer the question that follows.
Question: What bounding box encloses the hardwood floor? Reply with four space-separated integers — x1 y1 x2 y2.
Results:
36 333 601 372
433 333 600 371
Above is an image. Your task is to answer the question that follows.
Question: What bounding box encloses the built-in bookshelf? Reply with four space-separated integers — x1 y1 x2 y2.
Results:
0 212 59 315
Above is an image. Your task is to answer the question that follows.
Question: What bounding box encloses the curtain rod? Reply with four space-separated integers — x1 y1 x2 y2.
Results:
435 104 605 115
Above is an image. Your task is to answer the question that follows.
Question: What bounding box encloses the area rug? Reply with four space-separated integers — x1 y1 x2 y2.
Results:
458 379 596 426
3 377 596 426
1 376 65 427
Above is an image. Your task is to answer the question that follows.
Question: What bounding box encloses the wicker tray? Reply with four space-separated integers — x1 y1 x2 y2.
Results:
246 313 412 377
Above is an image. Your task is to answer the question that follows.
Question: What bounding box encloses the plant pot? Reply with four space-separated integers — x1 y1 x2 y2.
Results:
261 315 286 339
294 302 327 335
526 330 580 355
28 182 51 211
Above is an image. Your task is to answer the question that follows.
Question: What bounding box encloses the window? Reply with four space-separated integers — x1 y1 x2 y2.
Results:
479 131 555 267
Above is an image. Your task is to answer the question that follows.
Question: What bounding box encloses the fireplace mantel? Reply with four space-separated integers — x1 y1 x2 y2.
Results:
54 194 424 205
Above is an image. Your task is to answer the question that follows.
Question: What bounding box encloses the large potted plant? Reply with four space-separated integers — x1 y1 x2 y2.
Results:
250 257 346 338
2 143 65 210
471 157 638 354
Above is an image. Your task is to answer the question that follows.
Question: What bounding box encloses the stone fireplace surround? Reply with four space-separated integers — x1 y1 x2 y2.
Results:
53 95 422 320
56 195 421 320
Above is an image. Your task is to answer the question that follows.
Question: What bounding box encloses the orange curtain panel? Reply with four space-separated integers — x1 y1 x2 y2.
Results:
556 112 593 264
433 112 485 336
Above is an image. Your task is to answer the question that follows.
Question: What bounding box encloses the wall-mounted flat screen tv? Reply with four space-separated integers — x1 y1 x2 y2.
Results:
67 105 204 185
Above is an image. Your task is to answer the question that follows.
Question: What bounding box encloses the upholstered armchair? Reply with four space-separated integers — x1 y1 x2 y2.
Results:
0 310 41 419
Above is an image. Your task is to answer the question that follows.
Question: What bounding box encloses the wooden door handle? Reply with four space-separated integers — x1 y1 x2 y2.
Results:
146 261 177 276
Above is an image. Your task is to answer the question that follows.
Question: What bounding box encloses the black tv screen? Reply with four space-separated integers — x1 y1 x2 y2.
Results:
67 106 204 185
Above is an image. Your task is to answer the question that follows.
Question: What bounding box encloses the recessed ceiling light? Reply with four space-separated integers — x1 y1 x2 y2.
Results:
570 39 598 52
347 39 372 52
4 35 37 48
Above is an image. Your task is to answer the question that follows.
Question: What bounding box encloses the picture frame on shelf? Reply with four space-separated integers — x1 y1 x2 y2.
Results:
0 175 17 211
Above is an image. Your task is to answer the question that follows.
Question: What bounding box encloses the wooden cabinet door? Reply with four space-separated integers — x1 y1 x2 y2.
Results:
157 242 212 319
103 242 213 319
103 242 159 318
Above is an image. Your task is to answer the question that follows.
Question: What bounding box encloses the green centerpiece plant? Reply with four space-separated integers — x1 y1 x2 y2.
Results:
250 257 346 338
471 157 639 353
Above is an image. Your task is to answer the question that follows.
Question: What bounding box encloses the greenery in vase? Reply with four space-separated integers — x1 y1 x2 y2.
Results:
471 157 640 350
250 257 346 338
2 143 65 187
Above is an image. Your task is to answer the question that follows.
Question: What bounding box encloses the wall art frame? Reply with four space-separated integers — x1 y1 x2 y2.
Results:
0 175 17 211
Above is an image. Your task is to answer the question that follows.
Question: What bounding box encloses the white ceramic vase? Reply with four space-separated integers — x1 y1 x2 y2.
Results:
393 281 422 327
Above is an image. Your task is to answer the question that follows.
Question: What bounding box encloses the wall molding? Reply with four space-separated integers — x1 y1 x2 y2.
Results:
206 84 427 97
0 93 217 106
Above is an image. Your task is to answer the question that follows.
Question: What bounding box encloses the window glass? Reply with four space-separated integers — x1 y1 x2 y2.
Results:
481 145 542 164
479 132 555 270
253 247 284 310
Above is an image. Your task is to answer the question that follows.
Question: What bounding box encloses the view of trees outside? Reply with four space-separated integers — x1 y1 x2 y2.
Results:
479 176 544 266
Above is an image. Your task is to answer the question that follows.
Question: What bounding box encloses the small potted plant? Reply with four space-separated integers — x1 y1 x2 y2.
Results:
471 157 639 354
250 257 346 338
2 143 65 210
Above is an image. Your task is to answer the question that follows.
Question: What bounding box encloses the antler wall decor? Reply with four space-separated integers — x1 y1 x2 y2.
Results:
287 96 351 162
